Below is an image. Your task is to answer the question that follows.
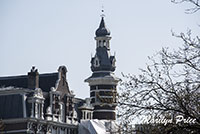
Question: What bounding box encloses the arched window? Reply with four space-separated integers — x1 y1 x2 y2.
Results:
103 40 106 46
98 40 101 47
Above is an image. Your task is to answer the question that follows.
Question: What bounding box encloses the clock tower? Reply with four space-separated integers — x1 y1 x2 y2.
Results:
85 16 120 120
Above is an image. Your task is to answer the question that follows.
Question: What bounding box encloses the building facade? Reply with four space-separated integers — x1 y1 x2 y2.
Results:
0 16 120 133
0 66 79 134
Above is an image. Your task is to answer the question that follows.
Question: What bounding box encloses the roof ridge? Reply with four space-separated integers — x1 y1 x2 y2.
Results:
0 72 58 80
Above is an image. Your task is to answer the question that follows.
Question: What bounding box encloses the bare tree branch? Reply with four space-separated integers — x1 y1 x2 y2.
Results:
118 31 200 133
171 0 200 13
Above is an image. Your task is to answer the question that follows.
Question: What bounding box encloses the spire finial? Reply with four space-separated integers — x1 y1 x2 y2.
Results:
100 1 105 18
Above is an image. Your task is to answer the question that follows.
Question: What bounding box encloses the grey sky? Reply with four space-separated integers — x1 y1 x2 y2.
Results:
0 0 199 99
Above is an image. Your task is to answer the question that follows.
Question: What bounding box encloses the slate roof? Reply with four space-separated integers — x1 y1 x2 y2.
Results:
0 94 23 119
0 73 58 92
0 72 79 120
85 71 120 81
0 72 59 119
91 47 116 72
90 72 113 78
95 17 111 37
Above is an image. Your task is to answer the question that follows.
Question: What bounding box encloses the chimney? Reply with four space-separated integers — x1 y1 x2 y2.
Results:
28 66 39 89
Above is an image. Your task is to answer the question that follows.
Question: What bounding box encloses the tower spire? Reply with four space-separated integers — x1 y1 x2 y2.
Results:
85 15 120 120
95 16 110 37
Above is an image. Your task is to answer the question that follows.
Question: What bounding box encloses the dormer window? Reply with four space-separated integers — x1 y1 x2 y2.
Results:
78 98 94 120
106 41 110 49
29 88 45 119
112 58 116 67
94 57 100 67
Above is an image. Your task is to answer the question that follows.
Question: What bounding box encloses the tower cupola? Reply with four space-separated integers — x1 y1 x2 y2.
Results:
91 17 116 72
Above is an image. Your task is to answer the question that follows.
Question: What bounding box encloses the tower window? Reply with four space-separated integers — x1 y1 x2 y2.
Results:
103 40 106 46
94 57 100 67
98 41 102 47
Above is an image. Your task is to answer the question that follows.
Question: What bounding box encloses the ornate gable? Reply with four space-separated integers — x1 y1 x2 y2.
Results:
55 66 71 97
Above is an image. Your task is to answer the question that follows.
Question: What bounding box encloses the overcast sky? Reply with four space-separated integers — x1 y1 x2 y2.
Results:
0 0 199 99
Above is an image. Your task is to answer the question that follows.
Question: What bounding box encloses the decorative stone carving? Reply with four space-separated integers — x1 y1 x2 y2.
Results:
34 88 44 99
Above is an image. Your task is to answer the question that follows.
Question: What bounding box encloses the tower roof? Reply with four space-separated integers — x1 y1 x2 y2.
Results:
95 17 110 37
